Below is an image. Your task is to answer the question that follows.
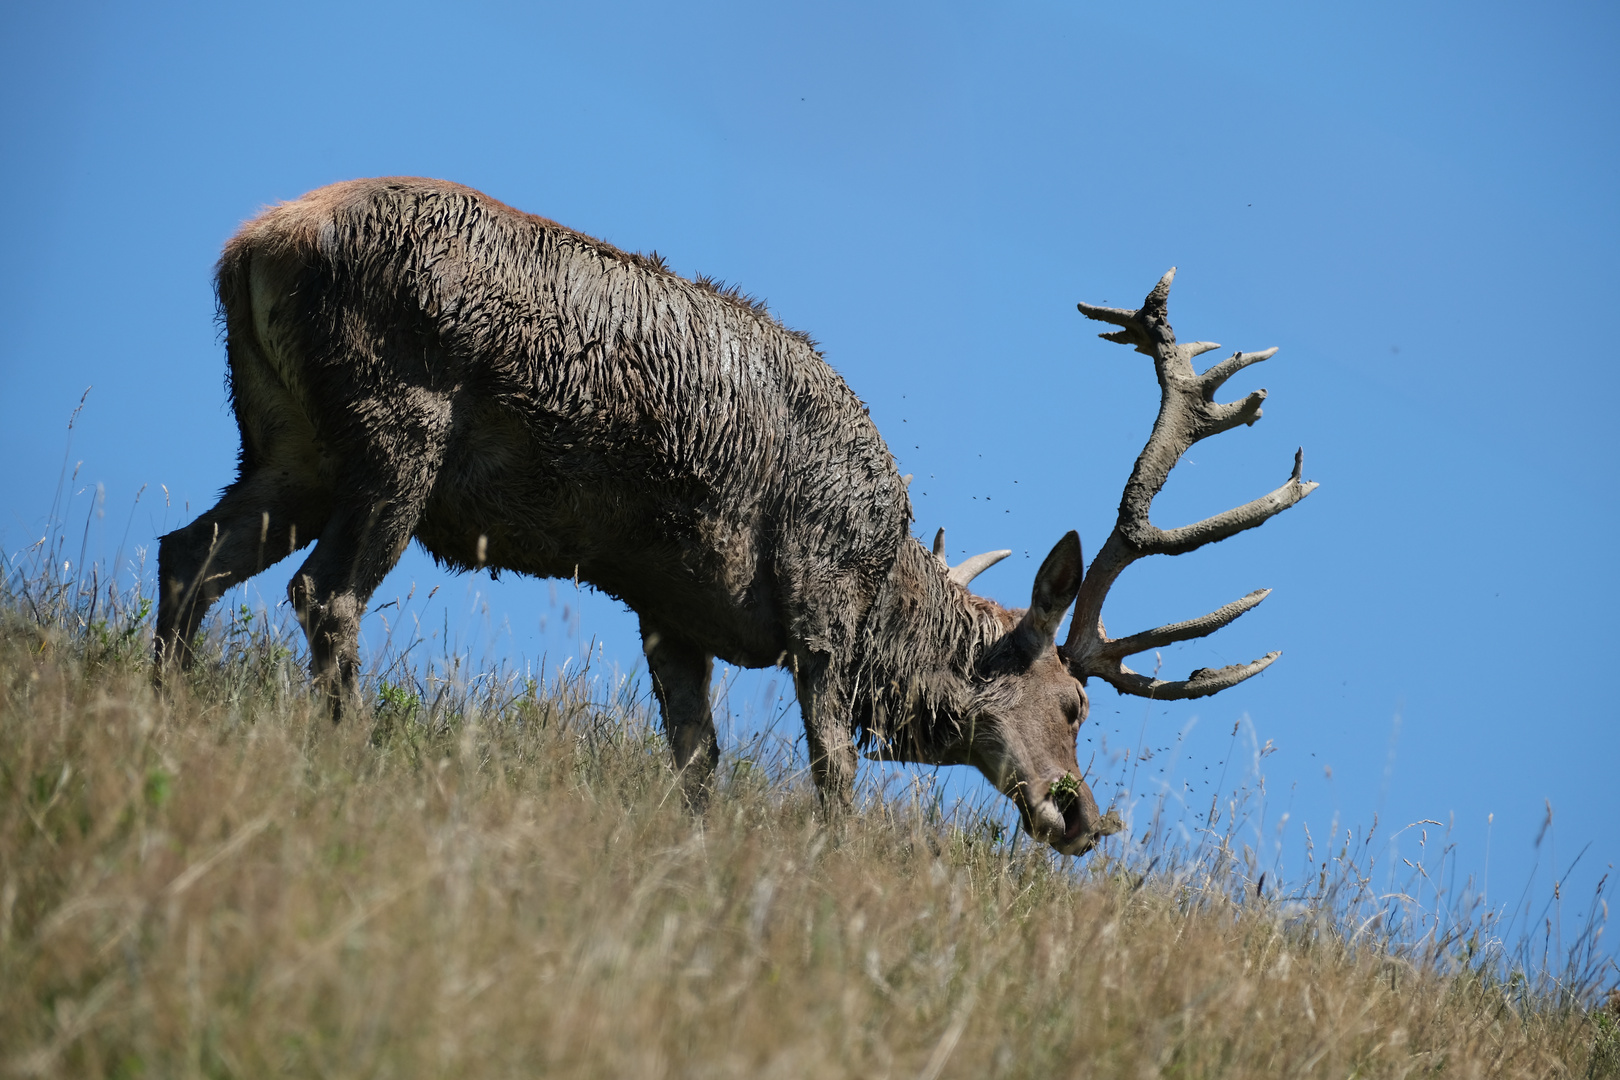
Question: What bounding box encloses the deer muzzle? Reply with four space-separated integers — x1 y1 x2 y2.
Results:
1028 774 1120 856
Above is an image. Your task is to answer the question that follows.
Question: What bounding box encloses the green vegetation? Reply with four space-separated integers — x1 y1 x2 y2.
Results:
1 550 1615 1078
1049 772 1082 810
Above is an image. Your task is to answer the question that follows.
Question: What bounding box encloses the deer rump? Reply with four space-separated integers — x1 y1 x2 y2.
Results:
157 177 1313 858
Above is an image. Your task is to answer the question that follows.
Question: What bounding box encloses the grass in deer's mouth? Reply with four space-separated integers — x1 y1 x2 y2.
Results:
1049 772 1081 810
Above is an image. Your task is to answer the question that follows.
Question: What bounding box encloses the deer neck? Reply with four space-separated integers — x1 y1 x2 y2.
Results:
851 538 1014 762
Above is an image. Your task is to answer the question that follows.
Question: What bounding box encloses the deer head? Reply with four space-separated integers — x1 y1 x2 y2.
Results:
937 269 1316 855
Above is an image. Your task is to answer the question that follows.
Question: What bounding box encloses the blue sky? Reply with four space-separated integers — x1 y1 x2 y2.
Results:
3 2 1616 969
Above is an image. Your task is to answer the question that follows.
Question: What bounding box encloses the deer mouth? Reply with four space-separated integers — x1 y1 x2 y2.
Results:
1038 774 1122 854
1048 774 1094 845
1061 796 1091 843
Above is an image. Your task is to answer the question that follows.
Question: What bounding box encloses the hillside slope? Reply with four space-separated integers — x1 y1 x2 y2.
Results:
1 590 1615 1078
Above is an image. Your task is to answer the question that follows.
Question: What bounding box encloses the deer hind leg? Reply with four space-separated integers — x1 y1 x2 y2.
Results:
156 289 334 681
155 469 331 678
640 617 720 811
289 406 450 721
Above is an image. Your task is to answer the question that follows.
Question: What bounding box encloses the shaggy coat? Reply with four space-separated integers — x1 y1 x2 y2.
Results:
156 178 1106 853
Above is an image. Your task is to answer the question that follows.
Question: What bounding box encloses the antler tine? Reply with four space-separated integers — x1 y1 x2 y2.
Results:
1202 347 1279 396
948 550 1013 587
932 526 1012 587
1076 268 1179 354
1095 588 1272 662
1107 652 1282 701
1060 270 1317 699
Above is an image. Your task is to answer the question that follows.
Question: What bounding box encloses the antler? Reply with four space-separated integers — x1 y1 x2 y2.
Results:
1059 268 1317 699
933 527 1012 588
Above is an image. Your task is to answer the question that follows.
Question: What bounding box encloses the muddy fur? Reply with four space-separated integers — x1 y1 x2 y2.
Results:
155 178 1106 851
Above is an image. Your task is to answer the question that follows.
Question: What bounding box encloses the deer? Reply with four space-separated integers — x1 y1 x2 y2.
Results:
154 178 1315 857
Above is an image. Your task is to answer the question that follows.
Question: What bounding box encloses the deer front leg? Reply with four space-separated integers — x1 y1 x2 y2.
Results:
640 618 719 811
793 653 857 813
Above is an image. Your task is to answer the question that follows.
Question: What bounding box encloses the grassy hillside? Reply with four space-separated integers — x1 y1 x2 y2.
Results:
1 567 1616 1078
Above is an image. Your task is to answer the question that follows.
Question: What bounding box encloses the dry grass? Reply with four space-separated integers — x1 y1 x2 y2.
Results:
1 551 1617 1079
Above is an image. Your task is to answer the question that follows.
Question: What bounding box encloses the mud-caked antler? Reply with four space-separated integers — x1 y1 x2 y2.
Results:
1059 268 1317 699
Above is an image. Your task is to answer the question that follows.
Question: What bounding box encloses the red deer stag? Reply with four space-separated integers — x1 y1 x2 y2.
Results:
155 178 1314 856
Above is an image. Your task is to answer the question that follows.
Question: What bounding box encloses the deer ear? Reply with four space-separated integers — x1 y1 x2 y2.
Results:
1014 531 1082 656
